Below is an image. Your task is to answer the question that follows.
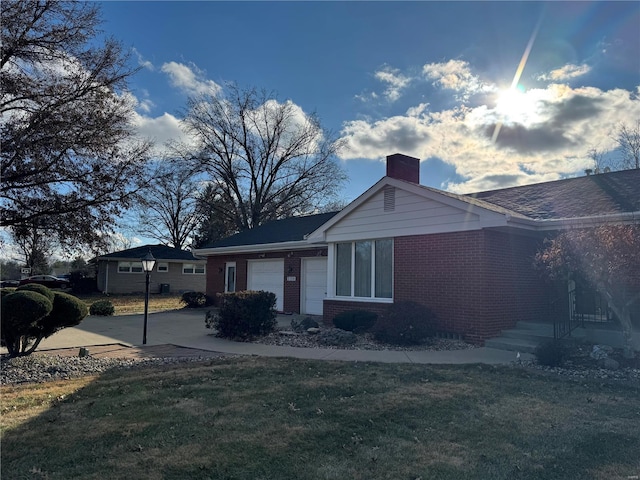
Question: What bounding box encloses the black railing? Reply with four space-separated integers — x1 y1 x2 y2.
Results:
552 292 582 340
553 287 614 339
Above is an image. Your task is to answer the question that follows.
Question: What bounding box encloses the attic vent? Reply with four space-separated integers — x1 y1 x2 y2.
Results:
383 186 396 212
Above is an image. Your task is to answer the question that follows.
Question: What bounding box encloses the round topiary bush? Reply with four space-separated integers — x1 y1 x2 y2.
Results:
40 291 89 336
16 283 55 303
90 299 115 316
332 310 378 333
1 290 53 329
1 290 54 357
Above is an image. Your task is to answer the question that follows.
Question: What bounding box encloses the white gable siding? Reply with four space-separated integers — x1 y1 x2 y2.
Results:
324 188 485 242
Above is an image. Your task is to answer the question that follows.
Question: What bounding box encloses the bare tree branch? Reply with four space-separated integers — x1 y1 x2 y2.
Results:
183 84 346 231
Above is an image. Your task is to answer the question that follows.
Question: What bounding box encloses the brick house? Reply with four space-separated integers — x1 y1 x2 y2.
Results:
97 244 206 295
195 154 640 344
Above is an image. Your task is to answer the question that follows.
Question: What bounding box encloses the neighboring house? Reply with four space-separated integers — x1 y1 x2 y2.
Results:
194 154 640 345
97 245 206 295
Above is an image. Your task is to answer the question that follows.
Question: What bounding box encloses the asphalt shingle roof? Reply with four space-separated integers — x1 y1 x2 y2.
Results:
99 244 202 261
204 212 339 248
469 169 640 220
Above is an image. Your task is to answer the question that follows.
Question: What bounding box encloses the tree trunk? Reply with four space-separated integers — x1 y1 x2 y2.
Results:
602 288 639 358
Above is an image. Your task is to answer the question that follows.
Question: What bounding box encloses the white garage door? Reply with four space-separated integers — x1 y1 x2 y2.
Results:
302 257 327 315
247 259 284 311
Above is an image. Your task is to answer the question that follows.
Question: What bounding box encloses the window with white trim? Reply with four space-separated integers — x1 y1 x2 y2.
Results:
156 262 169 273
335 239 393 299
183 263 205 275
117 262 143 273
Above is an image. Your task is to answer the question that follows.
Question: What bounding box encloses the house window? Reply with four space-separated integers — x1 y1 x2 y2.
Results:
183 263 205 275
157 262 169 273
117 262 143 273
225 262 236 293
335 239 393 299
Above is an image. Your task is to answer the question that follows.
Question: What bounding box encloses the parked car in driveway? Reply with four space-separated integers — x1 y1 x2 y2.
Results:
0 279 20 288
19 275 70 289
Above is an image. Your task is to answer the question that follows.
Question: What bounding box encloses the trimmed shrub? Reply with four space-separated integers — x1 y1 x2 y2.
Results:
332 310 378 333
1 291 53 357
90 299 115 316
1 290 88 357
534 339 569 367
16 283 55 303
181 291 213 308
40 292 89 337
1 287 17 298
372 301 436 345
213 290 277 340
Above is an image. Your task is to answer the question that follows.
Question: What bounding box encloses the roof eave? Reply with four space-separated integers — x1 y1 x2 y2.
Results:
505 211 640 230
193 240 327 256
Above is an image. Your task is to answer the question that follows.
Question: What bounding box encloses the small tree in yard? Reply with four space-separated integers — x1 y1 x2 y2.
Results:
1 285 88 357
536 224 640 357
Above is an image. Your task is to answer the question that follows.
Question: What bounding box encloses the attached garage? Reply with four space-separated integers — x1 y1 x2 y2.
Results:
301 257 327 315
247 259 284 311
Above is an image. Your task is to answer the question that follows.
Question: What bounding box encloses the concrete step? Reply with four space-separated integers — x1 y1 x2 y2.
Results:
484 336 540 354
514 321 554 335
501 329 554 342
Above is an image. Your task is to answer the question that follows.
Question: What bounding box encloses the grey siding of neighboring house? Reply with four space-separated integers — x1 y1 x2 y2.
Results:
98 260 206 294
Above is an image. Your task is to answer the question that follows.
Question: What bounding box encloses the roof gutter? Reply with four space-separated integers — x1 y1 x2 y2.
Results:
193 240 327 256
506 211 640 230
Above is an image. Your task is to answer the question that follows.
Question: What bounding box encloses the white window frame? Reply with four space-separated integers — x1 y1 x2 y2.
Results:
117 261 143 274
330 239 393 302
225 262 236 293
183 263 206 275
157 262 169 273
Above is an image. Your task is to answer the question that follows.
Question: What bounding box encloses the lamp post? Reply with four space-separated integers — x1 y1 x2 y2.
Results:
141 249 156 345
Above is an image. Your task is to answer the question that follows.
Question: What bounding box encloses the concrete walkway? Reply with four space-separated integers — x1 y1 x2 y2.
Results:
28 309 532 365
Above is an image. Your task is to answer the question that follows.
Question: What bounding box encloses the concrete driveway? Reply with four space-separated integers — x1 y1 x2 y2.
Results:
37 309 214 349
0 309 530 365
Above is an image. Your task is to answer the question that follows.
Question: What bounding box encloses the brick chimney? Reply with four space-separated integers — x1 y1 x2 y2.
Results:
386 153 420 184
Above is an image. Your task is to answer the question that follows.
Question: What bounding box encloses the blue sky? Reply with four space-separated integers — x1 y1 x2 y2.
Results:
99 1 639 202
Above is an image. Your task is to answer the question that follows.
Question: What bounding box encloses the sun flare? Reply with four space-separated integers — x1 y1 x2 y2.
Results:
495 86 540 125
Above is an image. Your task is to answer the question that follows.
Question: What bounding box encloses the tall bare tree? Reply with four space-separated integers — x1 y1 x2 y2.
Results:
614 120 640 170
1 1 151 249
136 160 202 250
192 183 239 248
183 84 346 231
12 220 54 275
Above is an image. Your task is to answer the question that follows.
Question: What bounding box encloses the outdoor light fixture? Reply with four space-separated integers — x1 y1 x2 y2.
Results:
141 249 156 345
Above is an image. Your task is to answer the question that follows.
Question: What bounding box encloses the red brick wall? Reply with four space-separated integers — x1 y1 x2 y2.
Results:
323 300 390 326
323 229 552 344
393 231 487 342
206 248 327 313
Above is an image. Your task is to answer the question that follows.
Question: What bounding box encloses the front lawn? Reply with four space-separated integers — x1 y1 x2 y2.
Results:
1 357 639 479
76 293 185 315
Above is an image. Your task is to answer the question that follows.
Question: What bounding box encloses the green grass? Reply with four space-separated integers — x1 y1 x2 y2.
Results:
1 358 639 480
76 293 185 315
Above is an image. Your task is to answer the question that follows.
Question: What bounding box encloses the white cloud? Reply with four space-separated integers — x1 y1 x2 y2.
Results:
423 59 495 101
131 111 193 156
339 71 640 193
406 103 429 118
537 63 591 82
132 48 154 70
161 61 222 96
374 66 412 102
